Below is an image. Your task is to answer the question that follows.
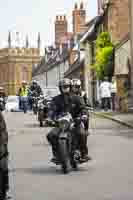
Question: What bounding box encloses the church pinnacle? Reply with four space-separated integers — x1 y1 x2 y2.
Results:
8 31 11 48
37 32 41 49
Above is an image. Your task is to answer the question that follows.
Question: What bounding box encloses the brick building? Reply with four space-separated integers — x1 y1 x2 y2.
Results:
97 0 131 111
97 0 130 44
72 2 87 36
0 34 41 95
55 15 68 47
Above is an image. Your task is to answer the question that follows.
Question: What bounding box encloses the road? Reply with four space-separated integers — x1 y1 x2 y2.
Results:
3 111 133 200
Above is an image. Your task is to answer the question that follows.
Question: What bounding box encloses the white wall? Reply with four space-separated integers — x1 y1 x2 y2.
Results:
47 60 69 87
33 60 69 89
115 40 130 75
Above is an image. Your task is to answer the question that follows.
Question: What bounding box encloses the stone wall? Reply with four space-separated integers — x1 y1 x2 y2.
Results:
0 47 41 95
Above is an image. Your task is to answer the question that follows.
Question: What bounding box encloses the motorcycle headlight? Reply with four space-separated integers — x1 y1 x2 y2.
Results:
39 103 44 108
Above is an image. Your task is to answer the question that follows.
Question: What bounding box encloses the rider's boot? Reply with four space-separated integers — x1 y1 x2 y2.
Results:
50 146 60 164
79 135 92 163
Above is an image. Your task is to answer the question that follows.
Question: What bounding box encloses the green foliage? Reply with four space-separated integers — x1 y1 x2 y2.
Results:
96 32 113 48
92 32 114 80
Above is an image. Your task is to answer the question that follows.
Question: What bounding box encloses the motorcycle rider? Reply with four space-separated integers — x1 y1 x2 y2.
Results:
71 78 92 160
0 111 9 200
47 78 90 163
71 79 91 106
28 80 43 110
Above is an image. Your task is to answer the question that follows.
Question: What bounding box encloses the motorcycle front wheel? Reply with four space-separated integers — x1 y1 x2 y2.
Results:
58 139 70 174
33 106 37 115
39 120 43 127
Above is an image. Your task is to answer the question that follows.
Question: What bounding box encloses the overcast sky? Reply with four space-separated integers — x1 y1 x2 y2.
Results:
0 0 97 49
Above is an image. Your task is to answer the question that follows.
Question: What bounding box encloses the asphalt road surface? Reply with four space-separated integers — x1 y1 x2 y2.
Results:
4 111 133 200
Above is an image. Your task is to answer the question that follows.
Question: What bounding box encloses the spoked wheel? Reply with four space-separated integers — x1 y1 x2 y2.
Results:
33 107 37 115
58 139 70 174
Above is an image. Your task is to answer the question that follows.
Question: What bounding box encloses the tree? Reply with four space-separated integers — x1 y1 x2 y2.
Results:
92 32 114 80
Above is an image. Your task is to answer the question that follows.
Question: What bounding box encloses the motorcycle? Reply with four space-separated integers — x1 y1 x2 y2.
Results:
32 96 40 115
38 98 49 127
53 113 81 174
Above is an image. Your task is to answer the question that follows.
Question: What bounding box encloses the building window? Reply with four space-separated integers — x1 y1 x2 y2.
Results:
20 66 28 81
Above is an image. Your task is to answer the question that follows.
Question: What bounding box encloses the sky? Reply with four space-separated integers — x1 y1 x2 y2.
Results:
0 0 97 50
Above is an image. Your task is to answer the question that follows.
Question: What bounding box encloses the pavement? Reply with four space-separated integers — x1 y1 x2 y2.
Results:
93 110 133 129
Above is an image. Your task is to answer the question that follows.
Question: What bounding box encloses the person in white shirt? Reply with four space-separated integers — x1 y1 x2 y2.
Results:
111 76 117 111
99 77 111 111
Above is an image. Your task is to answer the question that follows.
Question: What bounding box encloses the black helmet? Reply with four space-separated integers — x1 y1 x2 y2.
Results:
58 78 71 94
32 80 37 84
58 78 71 87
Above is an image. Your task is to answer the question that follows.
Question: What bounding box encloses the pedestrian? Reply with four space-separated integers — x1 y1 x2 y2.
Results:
0 111 9 200
99 76 111 111
111 76 117 111
18 80 29 112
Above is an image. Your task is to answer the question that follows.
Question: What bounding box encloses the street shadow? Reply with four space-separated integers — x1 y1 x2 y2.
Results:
9 163 92 176
9 166 66 176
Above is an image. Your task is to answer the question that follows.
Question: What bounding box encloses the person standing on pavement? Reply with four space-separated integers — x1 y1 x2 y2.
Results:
0 111 9 200
99 77 111 111
111 76 117 111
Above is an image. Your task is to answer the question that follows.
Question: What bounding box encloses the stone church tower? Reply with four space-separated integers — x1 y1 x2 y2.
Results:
0 32 41 95
72 2 87 36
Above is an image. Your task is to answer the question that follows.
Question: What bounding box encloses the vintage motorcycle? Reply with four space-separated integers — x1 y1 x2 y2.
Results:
32 96 40 115
52 113 82 174
38 97 50 127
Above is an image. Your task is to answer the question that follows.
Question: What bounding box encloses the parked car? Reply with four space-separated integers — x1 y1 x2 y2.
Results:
5 96 19 112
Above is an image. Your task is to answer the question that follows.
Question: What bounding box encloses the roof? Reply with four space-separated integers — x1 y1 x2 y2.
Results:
59 32 73 44
80 15 104 43
64 50 85 77
33 48 70 76
85 16 98 27
64 59 84 77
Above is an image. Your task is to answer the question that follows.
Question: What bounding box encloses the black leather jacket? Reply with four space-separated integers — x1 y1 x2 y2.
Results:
50 93 88 120
28 85 43 97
